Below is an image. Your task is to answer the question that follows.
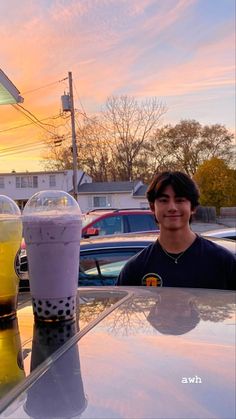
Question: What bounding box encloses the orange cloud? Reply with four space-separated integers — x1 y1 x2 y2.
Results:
0 0 234 171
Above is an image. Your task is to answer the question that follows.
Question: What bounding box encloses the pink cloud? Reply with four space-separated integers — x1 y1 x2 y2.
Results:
133 28 235 97
0 0 234 171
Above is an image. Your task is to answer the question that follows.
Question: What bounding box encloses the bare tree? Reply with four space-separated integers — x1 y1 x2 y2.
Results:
102 95 167 180
43 96 167 181
43 115 113 181
76 116 112 181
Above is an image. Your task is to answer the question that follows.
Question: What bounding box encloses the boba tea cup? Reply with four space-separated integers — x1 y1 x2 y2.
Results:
22 190 82 322
0 195 22 318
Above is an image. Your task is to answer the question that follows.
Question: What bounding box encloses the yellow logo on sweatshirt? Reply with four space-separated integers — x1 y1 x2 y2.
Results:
142 273 163 287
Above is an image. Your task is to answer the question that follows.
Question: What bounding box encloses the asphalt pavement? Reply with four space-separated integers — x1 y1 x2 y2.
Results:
191 218 235 233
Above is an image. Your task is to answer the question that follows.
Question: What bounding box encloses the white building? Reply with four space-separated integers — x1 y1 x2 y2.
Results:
0 169 149 212
77 181 148 213
0 170 91 209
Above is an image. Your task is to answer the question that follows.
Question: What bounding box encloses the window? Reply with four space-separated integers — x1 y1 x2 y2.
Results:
16 177 20 188
33 176 38 188
16 176 38 188
21 176 28 188
126 214 157 232
93 215 123 235
92 195 112 208
0 177 4 188
79 249 139 285
49 175 56 187
93 196 107 207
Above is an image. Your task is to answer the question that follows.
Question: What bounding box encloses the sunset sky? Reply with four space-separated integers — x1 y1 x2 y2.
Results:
0 0 235 173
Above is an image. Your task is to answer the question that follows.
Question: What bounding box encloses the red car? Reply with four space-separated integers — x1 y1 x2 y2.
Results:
19 208 158 253
81 208 158 238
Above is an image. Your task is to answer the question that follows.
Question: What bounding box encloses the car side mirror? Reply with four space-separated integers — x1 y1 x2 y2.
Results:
84 227 100 238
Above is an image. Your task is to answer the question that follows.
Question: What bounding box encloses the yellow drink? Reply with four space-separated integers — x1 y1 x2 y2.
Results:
0 317 25 400
0 210 22 318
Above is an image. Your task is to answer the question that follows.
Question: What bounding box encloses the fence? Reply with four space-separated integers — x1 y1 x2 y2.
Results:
193 206 217 223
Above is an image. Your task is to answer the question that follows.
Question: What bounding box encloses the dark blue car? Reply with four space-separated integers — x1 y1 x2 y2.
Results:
17 232 236 290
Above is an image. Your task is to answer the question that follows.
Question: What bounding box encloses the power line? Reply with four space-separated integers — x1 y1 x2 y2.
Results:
22 77 68 95
12 104 58 136
75 109 113 133
0 143 48 158
15 104 56 128
73 79 87 116
0 113 65 134
0 133 72 157
0 140 46 153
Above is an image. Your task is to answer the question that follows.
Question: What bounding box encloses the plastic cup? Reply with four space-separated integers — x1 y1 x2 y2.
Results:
22 190 82 322
0 195 22 319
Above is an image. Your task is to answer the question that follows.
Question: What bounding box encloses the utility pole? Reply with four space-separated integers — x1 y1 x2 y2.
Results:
68 71 78 201
61 72 78 201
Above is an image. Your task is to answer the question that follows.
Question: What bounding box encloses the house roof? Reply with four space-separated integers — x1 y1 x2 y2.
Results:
133 184 148 197
78 181 148 197
0 170 74 177
0 69 23 105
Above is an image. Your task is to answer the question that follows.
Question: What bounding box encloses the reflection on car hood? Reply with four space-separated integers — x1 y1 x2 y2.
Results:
202 228 236 240
1 287 235 419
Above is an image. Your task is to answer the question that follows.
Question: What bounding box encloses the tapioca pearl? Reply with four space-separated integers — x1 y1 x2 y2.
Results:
37 307 42 313
53 306 57 310
45 310 50 316
67 296 71 300
66 310 70 316
46 301 52 307
58 310 64 315
38 300 42 305
65 303 70 307
59 300 63 304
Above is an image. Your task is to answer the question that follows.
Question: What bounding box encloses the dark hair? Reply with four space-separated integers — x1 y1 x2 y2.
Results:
146 171 200 210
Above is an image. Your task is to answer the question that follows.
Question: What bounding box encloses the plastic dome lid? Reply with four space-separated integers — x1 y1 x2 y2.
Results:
0 195 21 219
22 190 82 218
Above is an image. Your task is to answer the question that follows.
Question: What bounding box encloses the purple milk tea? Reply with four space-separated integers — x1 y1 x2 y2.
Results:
22 191 82 322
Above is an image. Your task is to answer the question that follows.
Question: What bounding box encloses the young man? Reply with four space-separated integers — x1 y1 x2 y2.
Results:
117 171 235 289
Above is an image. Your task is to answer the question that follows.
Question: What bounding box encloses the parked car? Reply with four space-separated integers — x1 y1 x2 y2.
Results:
18 207 158 259
0 287 235 418
17 232 236 291
81 208 158 237
202 227 236 241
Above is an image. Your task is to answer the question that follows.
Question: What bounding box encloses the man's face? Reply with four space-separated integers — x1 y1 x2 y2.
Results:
150 185 194 231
